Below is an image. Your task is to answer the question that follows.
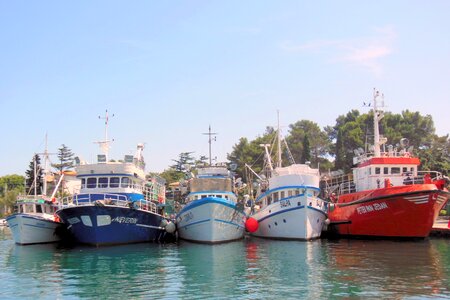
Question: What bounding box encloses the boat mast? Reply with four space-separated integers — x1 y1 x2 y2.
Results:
277 110 282 168
372 89 385 157
202 125 217 166
95 110 114 161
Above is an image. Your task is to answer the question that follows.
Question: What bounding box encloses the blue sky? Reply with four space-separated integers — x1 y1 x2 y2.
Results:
1 1 449 176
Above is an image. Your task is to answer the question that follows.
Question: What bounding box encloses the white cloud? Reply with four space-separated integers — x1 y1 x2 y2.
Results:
282 26 397 77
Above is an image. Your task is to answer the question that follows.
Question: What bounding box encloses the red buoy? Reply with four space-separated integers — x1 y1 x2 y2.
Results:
245 217 259 233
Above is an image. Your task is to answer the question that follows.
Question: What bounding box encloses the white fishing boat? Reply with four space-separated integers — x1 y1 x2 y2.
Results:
176 165 246 243
6 196 63 245
175 126 246 243
6 143 65 245
246 116 328 240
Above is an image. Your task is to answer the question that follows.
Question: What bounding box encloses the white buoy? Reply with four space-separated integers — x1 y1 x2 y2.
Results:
160 219 168 228
165 222 176 234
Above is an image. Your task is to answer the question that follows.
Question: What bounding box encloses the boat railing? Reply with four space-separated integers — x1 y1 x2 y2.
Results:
59 193 159 213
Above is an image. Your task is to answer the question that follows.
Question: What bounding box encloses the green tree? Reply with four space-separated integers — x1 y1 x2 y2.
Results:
171 152 195 172
227 128 276 180
0 174 25 216
25 154 43 195
286 120 331 167
159 169 186 185
301 135 311 164
52 144 74 174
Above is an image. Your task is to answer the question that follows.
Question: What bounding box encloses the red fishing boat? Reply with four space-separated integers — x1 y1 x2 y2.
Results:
325 90 449 238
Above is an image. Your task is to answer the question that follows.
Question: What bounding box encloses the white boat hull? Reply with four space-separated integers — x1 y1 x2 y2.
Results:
6 214 61 245
176 198 246 243
251 195 327 240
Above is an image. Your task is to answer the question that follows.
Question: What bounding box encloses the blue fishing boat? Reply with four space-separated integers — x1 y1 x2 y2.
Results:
56 112 174 246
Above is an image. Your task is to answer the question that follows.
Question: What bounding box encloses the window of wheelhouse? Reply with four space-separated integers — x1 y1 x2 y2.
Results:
121 177 130 188
81 178 86 189
402 167 408 174
272 192 279 202
36 205 42 213
280 191 285 200
391 167 400 175
383 167 389 175
87 177 97 188
99 177 108 188
110 177 120 188
375 167 381 175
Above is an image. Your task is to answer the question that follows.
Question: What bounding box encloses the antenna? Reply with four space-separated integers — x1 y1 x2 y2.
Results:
371 88 385 157
95 110 114 161
202 125 218 166
277 110 282 168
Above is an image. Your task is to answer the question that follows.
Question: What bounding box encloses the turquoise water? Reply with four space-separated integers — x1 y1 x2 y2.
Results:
1 227 449 299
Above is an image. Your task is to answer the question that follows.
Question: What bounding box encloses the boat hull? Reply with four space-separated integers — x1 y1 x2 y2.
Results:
56 205 166 246
251 195 328 240
176 198 246 243
328 184 449 238
6 214 61 245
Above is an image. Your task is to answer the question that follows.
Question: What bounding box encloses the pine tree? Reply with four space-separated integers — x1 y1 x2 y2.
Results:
25 154 43 195
52 144 74 174
301 135 311 164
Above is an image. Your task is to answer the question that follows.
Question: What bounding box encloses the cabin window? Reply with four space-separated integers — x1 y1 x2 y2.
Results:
97 215 111 227
368 168 372 175
391 167 401 174
375 167 381 174
201 195 207 198
273 192 279 202
383 167 389 175
410 167 415 173
280 191 285 199
99 177 108 188
110 177 120 188
402 167 408 174
295 189 300 196
36 205 42 213
216 195 222 198
121 177 130 188
87 178 97 188
288 190 292 197
81 178 86 188
267 196 272 205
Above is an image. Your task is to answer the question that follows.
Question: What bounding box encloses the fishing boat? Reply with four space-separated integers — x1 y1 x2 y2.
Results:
6 147 65 245
56 113 174 246
175 126 246 243
324 90 449 238
176 165 246 243
246 120 328 240
6 196 63 244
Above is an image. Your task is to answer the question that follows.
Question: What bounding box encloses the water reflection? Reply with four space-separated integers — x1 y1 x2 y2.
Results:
1 227 449 299
322 239 450 298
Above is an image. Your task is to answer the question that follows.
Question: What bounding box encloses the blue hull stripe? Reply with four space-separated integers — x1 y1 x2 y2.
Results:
182 218 243 229
177 197 239 216
214 218 244 228
258 205 327 223
182 218 211 228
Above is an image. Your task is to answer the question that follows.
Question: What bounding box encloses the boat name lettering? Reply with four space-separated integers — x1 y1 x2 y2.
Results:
280 199 291 208
183 212 194 222
357 202 388 214
111 217 138 224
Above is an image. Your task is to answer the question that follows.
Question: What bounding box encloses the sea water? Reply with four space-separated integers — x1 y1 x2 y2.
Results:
0 227 449 299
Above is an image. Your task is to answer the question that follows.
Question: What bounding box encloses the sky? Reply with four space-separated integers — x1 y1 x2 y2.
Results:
1 1 449 176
